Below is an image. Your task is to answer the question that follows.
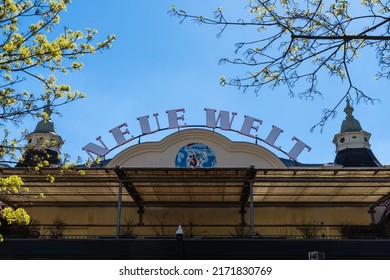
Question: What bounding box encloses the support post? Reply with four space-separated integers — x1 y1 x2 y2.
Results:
250 179 254 239
239 207 246 226
138 206 145 226
116 182 123 239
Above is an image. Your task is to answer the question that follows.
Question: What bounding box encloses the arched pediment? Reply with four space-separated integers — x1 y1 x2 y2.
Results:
106 129 286 168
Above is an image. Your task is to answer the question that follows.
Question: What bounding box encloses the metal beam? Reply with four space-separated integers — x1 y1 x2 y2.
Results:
115 182 123 239
114 167 144 208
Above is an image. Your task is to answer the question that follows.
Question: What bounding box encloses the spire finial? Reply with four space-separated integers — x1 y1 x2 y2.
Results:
44 100 52 118
344 97 354 116
340 97 362 133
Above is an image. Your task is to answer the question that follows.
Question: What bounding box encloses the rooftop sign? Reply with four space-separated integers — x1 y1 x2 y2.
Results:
82 108 311 161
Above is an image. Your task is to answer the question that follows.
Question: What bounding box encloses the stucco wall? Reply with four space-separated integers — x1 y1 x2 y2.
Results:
25 205 371 238
106 129 286 168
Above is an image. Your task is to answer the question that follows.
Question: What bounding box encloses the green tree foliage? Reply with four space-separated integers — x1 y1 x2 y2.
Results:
0 175 29 241
0 0 115 240
171 0 390 129
0 0 115 162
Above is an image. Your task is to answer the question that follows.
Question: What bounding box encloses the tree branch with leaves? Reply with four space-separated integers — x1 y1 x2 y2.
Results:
0 175 30 242
0 0 115 164
0 0 115 239
170 0 390 129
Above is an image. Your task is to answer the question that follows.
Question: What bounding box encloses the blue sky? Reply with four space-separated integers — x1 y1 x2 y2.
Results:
18 1 390 165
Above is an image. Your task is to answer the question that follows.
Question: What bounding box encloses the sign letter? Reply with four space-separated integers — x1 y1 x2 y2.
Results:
137 113 161 135
204 108 237 130
287 137 312 161
166 108 186 129
109 123 135 146
82 136 110 159
239 115 263 138
264 125 284 149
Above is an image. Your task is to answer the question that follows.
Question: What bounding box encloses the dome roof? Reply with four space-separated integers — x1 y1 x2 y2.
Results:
33 106 57 134
333 98 381 167
340 98 362 133
33 119 56 133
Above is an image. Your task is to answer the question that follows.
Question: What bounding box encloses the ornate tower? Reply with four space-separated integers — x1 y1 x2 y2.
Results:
16 107 64 167
332 98 381 167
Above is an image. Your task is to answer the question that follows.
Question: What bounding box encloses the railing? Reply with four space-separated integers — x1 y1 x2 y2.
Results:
2 234 350 240
3 224 388 240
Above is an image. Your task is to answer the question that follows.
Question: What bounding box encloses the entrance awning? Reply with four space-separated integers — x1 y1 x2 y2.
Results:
2 167 390 207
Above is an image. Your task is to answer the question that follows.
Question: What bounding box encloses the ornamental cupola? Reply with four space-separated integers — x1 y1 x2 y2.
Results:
332 98 381 167
16 106 64 167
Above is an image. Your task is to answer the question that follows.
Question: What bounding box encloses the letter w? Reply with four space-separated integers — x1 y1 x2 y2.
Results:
204 108 237 130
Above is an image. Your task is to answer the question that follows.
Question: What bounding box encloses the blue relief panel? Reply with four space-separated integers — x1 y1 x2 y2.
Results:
175 143 217 168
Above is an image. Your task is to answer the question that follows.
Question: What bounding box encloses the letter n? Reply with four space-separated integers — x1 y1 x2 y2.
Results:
82 136 110 159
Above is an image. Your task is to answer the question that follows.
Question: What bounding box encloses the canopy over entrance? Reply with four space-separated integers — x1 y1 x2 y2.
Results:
2 167 390 208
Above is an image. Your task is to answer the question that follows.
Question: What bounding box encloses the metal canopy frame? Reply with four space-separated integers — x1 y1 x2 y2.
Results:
2 167 390 207
2 167 390 239
111 167 390 238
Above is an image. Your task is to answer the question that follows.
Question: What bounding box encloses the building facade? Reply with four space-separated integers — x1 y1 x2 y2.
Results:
1 101 390 242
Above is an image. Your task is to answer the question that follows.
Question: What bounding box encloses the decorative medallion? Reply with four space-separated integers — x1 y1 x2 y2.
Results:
175 143 217 168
